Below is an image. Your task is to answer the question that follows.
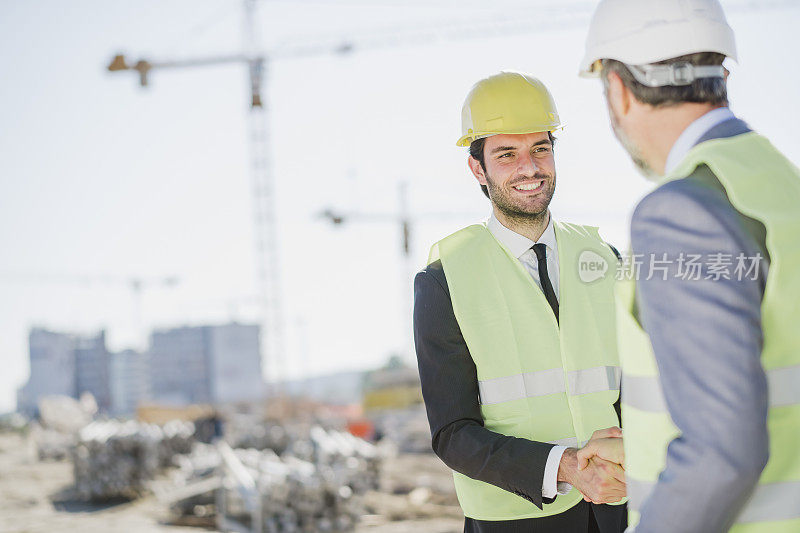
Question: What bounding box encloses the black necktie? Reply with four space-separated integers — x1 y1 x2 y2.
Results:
532 243 559 323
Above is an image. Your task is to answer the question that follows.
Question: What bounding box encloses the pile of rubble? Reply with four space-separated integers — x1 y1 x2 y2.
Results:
64 409 389 530
225 417 292 454
73 419 195 500
371 405 432 454
224 446 362 532
29 423 76 461
165 425 383 532
157 420 195 465
29 394 97 461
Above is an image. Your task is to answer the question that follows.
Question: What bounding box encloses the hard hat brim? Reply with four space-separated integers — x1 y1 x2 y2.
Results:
457 124 564 147
579 14 738 79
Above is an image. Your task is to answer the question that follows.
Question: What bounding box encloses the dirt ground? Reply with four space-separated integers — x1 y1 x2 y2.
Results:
0 432 464 533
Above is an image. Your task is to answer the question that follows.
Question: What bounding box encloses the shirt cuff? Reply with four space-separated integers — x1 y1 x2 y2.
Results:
542 445 572 498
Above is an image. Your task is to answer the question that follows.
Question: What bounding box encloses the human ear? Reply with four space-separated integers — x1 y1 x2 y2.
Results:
605 70 631 117
468 155 488 187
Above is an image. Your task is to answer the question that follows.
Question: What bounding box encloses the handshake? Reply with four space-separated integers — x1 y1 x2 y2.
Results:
557 427 626 504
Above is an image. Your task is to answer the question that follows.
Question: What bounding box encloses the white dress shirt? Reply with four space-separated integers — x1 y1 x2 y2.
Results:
486 212 571 499
665 106 735 176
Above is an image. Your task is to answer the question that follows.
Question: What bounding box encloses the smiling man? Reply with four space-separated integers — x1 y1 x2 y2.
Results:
413 71 627 533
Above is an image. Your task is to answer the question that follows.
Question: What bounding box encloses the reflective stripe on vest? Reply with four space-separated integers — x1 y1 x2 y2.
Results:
627 478 800 524
570 365 621 396
624 365 800 412
735 481 800 524
479 365 620 405
621 374 668 413
766 365 800 407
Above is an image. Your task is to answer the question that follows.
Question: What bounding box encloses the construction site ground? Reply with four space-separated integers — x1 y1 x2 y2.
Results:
0 432 464 533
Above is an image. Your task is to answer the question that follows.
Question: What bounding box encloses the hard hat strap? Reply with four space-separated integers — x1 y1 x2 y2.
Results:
627 62 725 88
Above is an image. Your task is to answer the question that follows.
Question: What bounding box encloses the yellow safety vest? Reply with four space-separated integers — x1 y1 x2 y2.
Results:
618 132 800 531
429 221 623 520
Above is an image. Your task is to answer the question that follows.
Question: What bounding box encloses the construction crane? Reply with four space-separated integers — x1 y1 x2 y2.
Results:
103 0 611 385
104 0 354 386
105 0 798 387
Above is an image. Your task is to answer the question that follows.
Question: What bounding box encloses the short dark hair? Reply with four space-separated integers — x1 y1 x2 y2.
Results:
469 131 556 198
601 52 728 108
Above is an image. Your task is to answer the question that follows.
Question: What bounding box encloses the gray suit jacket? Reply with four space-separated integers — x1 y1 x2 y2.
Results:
630 118 771 533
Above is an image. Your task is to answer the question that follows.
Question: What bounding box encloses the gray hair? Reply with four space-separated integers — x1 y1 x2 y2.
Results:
601 52 728 108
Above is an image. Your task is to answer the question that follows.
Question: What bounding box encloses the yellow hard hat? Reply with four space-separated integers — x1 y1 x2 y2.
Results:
457 71 562 147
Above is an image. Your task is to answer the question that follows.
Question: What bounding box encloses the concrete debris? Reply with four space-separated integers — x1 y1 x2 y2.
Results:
157 420 196 466
38 394 95 435
371 406 432 454
173 442 221 480
72 419 195 500
29 394 99 461
28 422 75 461
167 425 383 532
226 417 291 454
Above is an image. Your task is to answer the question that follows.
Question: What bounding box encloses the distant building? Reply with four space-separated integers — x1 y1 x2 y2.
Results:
18 328 114 416
17 323 264 416
206 323 263 404
149 323 263 406
149 326 210 405
75 331 111 412
17 328 77 416
109 349 148 416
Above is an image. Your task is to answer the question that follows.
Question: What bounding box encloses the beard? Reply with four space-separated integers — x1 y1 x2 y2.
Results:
485 170 556 225
608 104 660 181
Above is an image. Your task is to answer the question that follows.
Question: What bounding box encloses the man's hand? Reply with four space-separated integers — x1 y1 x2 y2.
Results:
558 448 626 504
576 426 624 469
577 437 624 470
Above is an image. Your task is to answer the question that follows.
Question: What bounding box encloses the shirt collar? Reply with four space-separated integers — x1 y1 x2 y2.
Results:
487 212 557 259
665 107 735 175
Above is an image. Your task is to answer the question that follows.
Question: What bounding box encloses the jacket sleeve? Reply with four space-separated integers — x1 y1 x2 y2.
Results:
606 241 623 426
413 262 556 509
630 174 770 533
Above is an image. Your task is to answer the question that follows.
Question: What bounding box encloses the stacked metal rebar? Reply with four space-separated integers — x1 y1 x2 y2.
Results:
169 424 382 532
72 419 195 500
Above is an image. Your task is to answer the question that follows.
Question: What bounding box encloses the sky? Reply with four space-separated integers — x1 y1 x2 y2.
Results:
1 0 799 412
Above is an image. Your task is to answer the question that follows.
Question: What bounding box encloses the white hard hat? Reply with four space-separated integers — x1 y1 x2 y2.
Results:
579 0 738 79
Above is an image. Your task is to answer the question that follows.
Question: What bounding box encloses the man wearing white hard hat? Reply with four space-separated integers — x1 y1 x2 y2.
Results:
414 71 628 532
577 0 800 531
